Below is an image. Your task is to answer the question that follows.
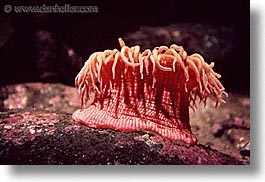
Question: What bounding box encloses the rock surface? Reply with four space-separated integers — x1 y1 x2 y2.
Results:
0 83 249 164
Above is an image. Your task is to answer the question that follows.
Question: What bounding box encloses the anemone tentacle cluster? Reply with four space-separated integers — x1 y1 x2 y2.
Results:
73 38 227 145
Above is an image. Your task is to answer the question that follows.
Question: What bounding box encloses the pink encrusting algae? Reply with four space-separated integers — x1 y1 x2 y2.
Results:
72 38 227 145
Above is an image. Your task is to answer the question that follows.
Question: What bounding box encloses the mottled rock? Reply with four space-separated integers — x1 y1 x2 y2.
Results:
190 93 250 164
0 110 242 165
1 83 80 113
0 83 249 164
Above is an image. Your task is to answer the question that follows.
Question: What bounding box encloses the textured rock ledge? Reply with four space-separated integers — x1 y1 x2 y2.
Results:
0 83 249 165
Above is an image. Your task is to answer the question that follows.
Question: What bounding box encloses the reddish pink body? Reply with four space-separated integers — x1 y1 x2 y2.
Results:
72 38 226 145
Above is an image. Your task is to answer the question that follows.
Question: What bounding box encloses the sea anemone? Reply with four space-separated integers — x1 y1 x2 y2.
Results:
72 38 227 145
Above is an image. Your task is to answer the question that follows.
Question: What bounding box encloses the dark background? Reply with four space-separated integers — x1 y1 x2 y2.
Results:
0 0 250 95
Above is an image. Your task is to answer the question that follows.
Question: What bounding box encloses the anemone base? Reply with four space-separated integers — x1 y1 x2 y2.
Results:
72 106 197 145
